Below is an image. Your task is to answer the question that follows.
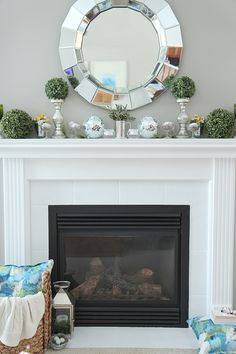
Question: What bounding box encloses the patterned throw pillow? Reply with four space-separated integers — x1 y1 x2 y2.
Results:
0 260 53 297
188 316 236 353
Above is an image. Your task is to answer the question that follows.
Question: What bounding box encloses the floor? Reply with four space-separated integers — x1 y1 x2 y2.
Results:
46 327 198 353
46 350 197 354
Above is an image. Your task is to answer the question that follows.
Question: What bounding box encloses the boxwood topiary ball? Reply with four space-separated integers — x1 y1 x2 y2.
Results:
45 78 69 100
170 76 196 99
1 109 33 138
205 108 236 138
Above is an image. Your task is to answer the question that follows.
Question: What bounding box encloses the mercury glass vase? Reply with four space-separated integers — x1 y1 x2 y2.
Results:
115 120 126 139
162 122 175 139
52 99 65 139
176 98 190 139
188 122 199 139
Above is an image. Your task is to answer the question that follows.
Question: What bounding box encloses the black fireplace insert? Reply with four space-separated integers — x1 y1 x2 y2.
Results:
49 205 189 327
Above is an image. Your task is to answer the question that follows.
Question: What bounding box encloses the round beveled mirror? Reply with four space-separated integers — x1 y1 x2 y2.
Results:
59 0 183 110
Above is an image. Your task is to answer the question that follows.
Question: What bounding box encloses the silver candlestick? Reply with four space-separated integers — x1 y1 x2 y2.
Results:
176 98 190 139
51 99 65 139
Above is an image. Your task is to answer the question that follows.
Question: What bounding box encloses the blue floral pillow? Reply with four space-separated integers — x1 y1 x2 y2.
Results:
0 260 53 297
188 316 236 353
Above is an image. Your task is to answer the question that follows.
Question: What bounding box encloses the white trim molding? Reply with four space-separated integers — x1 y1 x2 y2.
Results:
2 158 28 264
209 158 236 309
1 139 236 159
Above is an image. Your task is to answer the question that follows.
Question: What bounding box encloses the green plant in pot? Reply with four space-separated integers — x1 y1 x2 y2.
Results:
0 109 33 138
109 104 134 138
205 108 236 138
166 75 196 139
45 77 69 139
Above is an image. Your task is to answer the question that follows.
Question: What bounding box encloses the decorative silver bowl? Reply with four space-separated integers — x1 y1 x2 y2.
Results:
50 333 68 351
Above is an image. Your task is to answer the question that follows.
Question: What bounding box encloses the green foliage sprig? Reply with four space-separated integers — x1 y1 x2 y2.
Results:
164 75 196 99
68 76 79 89
0 109 33 138
45 78 69 100
0 104 3 120
205 108 236 138
109 104 134 121
163 74 175 89
53 320 70 335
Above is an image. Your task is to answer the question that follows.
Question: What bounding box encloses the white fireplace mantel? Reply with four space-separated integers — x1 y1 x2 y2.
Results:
1 138 236 319
1 138 236 158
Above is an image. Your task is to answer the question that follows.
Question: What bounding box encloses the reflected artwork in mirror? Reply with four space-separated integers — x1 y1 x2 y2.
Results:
59 0 183 110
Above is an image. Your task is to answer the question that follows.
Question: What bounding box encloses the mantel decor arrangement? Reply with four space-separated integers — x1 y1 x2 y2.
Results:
45 78 69 139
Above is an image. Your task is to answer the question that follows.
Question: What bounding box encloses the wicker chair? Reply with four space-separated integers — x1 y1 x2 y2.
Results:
0 271 52 354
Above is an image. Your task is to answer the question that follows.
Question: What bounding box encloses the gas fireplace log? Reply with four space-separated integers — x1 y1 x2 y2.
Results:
138 283 162 297
90 257 105 275
112 284 122 297
71 275 101 299
123 268 154 284
85 258 105 280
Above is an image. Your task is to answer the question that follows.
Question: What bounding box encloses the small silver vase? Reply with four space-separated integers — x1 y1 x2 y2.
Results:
115 120 126 139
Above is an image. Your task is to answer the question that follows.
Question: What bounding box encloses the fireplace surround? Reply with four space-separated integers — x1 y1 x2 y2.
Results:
49 205 190 327
1 139 236 333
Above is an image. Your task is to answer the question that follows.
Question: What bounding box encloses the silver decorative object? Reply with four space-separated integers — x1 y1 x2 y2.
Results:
68 121 80 139
83 116 104 139
162 122 175 139
176 98 190 139
52 99 65 139
42 122 53 139
138 117 158 139
104 129 115 138
59 0 183 110
115 120 127 139
127 129 139 139
188 122 199 138
50 334 68 350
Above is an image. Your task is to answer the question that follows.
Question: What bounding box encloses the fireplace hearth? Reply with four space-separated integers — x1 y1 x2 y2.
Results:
49 205 189 327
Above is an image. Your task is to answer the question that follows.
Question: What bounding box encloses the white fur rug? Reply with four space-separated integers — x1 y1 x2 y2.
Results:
46 349 197 353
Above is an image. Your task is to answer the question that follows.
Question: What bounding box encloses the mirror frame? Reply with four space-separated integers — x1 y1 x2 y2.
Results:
59 0 183 110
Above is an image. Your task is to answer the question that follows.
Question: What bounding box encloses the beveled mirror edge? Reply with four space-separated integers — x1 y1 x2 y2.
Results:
59 0 183 110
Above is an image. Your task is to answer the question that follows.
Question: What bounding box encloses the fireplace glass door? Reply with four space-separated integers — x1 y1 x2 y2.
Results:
49 205 189 327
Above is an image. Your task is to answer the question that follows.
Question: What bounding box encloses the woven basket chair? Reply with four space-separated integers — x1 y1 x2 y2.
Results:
0 271 52 354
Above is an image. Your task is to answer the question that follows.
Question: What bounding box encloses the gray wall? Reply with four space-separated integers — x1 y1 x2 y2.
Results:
0 0 236 126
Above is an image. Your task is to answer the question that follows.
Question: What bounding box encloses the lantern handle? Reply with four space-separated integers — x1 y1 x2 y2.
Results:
53 280 71 290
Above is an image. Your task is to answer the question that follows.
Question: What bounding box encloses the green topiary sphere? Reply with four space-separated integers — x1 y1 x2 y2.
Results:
170 76 196 99
45 78 69 100
205 108 236 138
1 109 33 138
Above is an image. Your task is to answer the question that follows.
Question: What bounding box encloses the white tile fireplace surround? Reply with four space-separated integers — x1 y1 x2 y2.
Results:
1 138 236 349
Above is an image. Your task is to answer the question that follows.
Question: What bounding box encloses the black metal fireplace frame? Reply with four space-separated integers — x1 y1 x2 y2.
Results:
49 205 189 327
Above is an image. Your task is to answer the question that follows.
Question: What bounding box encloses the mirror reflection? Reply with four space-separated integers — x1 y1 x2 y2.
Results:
82 8 160 92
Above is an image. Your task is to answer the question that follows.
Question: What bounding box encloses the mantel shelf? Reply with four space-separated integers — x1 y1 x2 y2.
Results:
1 138 236 159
